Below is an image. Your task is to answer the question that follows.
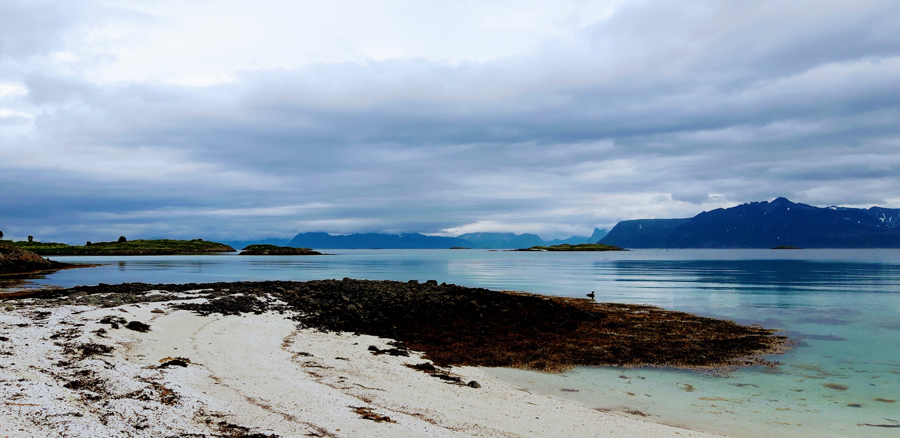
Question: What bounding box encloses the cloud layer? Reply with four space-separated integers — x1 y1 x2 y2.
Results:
1 0 899 243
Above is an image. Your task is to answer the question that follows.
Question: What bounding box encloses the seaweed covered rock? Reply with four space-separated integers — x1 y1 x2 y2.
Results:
37 279 790 372
274 279 788 371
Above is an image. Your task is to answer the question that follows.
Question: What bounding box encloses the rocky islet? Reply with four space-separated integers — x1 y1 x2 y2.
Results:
0 242 83 276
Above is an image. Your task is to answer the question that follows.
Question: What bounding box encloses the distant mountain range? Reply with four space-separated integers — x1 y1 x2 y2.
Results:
288 232 466 249
220 238 291 250
224 198 900 250
284 228 608 250
599 198 900 248
456 228 608 249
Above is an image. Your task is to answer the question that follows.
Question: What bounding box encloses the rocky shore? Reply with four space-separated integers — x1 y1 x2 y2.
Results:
0 242 83 276
8 279 789 372
0 295 727 437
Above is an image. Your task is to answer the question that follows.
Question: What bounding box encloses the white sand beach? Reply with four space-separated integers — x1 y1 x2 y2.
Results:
0 296 724 437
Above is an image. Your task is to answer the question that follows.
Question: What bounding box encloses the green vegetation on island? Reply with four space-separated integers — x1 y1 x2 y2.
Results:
515 243 626 251
239 244 323 255
10 238 235 256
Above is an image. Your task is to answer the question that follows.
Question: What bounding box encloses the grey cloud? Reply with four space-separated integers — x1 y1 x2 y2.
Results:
2 0 900 242
0 1 77 61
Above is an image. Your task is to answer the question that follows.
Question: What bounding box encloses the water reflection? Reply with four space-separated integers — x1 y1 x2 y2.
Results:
14 251 900 307
0 273 51 291
608 259 900 294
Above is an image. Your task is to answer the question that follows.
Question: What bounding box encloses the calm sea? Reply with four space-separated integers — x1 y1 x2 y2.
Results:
4 249 899 437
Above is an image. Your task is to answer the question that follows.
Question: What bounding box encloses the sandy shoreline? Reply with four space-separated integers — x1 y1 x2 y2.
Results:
0 295 725 437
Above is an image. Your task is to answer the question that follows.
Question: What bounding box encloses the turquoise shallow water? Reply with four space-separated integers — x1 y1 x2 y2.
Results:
3 249 899 437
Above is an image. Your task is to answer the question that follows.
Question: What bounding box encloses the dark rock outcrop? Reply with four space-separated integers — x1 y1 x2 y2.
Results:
0 242 73 275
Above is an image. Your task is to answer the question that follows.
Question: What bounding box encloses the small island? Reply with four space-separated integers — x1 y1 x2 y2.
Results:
772 245 802 250
515 243 626 252
239 244 324 255
10 238 236 256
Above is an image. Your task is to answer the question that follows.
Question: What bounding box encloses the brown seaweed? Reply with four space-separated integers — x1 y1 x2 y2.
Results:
6 279 790 372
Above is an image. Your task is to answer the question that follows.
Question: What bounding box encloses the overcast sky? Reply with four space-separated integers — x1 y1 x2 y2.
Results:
1 0 899 243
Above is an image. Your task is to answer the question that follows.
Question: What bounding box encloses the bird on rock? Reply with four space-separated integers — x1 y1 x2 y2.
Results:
587 291 595 300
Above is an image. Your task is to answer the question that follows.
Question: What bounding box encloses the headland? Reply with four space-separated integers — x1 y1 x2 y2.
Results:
0 241 93 276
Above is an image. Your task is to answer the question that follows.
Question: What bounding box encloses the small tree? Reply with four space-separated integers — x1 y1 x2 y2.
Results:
117 236 127 243
28 235 33 242
0 230 4 240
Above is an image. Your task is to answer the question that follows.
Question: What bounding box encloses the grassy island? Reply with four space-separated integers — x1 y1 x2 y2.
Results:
11 239 235 256
772 245 802 249
239 244 323 255
516 243 626 252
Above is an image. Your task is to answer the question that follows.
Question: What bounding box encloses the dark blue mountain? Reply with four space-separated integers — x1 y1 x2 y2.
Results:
597 219 690 248
590 227 609 243
455 233 545 249
456 228 609 249
599 198 900 248
546 228 609 245
287 228 610 249
288 232 469 249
